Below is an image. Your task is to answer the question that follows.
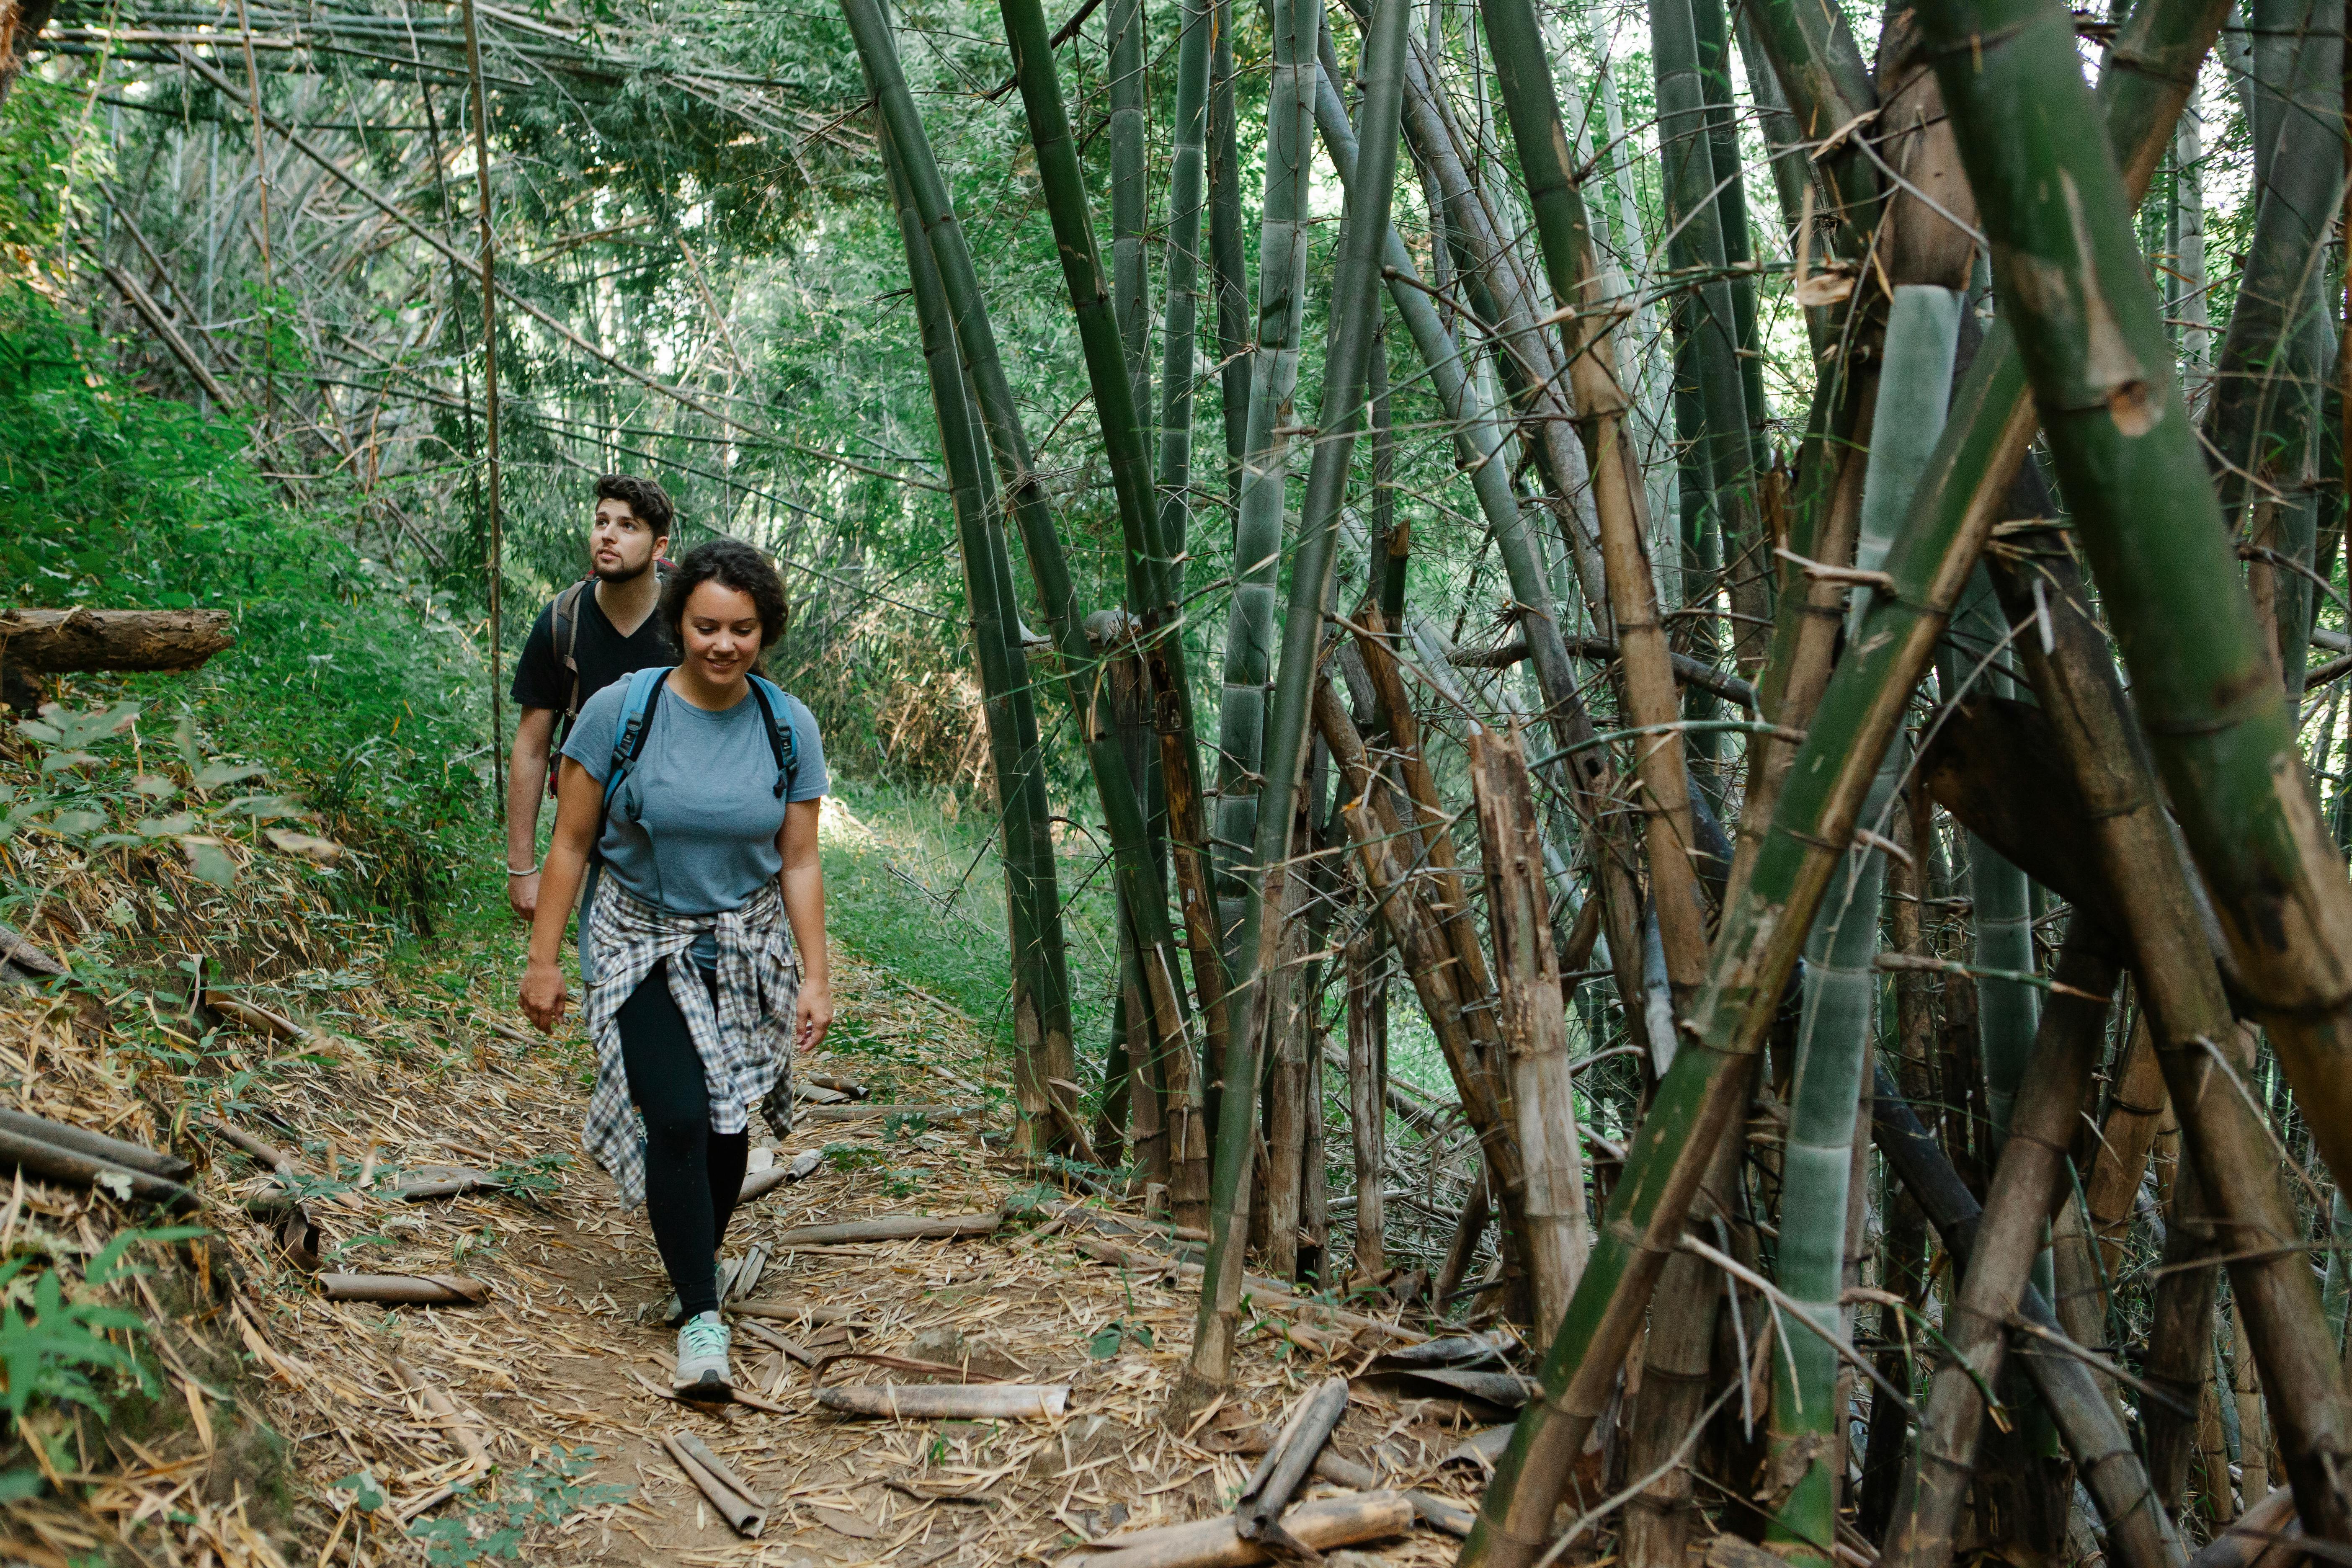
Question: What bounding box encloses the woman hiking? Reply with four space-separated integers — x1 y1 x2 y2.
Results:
519 537 832 1400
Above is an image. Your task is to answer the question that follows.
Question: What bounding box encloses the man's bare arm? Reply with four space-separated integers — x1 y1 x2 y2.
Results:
506 707 558 918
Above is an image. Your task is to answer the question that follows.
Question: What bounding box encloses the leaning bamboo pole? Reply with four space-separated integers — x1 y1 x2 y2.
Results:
1882 928 2119 1568
1916 0 2352 1312
1981 537 2352 1542
1457 0 2227 1550
1107 0 1148 410
1187 0 1407 1398
458 0 504 816
997 0 1228 1196
842 0 1197 1210
881 125 1076 1157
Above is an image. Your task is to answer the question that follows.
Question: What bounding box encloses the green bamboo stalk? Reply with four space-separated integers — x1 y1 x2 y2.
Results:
881 123 1076 1153
841 0 1200 1207
998 0 1231 1164
1155 0 1213 580
1692 0 1769 478
1458 0 2227 1549
1766 284 1960 1565
1108 0 1149 414
1916 0 2352 1248
1738 0 1877 248
1207 0 1248 511
1187 0 1407 1398
1211 0 1323 909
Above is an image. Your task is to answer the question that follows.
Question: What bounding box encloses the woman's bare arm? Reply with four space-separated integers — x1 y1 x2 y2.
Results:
779 798 831 1051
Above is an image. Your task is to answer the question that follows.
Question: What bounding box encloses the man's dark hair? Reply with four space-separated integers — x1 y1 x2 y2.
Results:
660 538 791 654
594 473 676 538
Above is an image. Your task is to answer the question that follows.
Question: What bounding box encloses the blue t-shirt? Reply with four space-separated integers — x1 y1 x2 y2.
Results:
562 674 828 923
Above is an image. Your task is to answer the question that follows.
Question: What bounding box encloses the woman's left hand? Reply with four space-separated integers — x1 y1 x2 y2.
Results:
796 977 833 1054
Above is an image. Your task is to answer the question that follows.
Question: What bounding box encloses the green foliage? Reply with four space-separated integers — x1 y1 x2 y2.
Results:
402 1446 629 1565
0 1225 204 1431
0 283 488 925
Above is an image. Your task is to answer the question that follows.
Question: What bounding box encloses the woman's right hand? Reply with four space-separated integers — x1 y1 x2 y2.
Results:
520 958 568 1033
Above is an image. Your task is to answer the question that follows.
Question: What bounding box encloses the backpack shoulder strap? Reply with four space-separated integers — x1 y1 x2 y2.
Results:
602 666 671 812
745 676 798 800
552 577 594 720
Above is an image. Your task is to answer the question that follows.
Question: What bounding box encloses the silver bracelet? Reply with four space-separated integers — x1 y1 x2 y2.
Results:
506 864 538 877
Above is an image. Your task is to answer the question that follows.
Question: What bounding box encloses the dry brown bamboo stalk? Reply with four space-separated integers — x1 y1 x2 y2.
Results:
0 1127 197 1212
813 1383 1068 1419
392 1357 489 1469
1345 923 1387 1280
662 1433 767 1536
1468 720 1592 1336
769 1212 1001 1246
1989 546 2352 1542
1883 926 2117 1568
0 608 234 672
2084 1014 2168 1274
1236 1377 1349 1544
1066 1492 1414 1567
2151 1158 2226 1511
318 1274 488 1305
2234 1297 2271 1506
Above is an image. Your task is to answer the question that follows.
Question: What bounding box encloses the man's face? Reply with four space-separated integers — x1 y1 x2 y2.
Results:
590 498 666 583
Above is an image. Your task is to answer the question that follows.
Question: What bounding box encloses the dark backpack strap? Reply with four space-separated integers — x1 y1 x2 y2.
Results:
745 677 796 800
552 578 593 720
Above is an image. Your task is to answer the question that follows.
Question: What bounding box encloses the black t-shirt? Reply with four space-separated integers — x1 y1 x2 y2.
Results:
510 582 674 737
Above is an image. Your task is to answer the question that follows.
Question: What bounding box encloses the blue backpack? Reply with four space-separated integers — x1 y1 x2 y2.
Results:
596 667 799 852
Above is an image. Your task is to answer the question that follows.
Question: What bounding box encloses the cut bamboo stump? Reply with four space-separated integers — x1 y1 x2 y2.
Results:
318 1273 488 1305
663 1432 769 1537
1061 1492 1414 1565
0 608 232 672
770 1211 1001 1246
813 1383 1069 1420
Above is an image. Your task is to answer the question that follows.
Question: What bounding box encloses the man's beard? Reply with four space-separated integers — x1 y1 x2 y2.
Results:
593 556 652 584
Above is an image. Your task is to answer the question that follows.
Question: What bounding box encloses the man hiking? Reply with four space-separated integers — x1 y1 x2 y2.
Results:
506 475 678 948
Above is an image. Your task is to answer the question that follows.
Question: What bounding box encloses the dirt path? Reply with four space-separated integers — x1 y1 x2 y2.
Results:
0 811 1489 1567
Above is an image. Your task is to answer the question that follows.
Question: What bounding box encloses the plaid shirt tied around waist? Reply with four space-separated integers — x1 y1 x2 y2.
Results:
580 877 798 1208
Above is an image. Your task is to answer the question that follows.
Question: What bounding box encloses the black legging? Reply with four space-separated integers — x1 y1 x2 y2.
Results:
618 959 749 1319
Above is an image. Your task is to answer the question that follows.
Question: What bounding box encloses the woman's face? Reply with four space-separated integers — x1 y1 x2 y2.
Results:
678 580 764 688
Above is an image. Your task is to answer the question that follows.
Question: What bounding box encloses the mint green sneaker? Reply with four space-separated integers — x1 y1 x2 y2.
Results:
673 1310 732 1401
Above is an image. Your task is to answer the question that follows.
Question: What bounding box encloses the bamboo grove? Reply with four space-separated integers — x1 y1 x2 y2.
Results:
9 0 2352 1553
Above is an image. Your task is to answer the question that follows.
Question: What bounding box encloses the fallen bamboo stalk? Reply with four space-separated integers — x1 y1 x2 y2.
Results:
769 1211 1002 1246
1063 1492 1415 1566
201 991 312 1044
2190 1488 2298 1568
1308 1452 1475 1537
662 1432 768 1537
729 1299 872 1328
0 1108 191 1181
794 1102 983 1122
317 1273 488 1305
0 1126 197 1211
805 1073 868 1099
199 1115 297 1176
1237 1377 1350 1546
389 1168 507 1202
735 1316 815 1365
0 607 234 672
812 1383 1069 1419
738 1150 822 1204
392 1357 490 1469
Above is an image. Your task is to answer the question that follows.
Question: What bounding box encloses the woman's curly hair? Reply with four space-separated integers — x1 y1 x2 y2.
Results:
659 538 791 657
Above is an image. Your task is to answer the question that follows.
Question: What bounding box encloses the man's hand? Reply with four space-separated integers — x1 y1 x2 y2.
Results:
508 869 541 921
796 977 834 1054
520 958 568 1033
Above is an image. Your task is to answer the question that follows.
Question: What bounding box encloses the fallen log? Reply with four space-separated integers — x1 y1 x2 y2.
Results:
812 1383 1068 1420
317 1273 488 1305
0 1107 189 1180
770 1211 1001 1246
1062 1492 1415 1566
805 1073 869 1099
0 608 233 673
0 1126 196 1211
663 1432 768 1537
0 920 67 978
